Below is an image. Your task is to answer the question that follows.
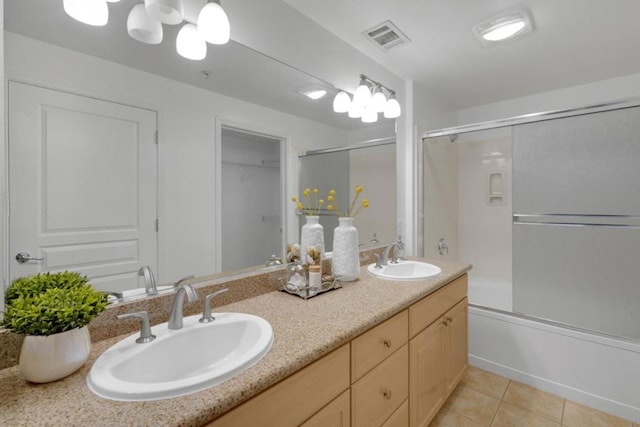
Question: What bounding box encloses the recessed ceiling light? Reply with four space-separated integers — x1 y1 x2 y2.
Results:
298 87 328 100
473 10 533 46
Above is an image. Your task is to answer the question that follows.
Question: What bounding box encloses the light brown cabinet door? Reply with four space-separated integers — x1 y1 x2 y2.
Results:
409 318 445 427
444 298 468 395
302 390 351 427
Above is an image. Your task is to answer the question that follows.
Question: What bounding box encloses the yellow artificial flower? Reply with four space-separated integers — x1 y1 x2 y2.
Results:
296 202 303 210
319 199 324 205
313 188 318 194
327 205 334 211
329 189 336 196
362 199 369 208
291 196 297 202
355 186 363 193
327 195 334 202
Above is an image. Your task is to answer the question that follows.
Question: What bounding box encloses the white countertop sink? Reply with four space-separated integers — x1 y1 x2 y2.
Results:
367 260 442 281
87 313 273 401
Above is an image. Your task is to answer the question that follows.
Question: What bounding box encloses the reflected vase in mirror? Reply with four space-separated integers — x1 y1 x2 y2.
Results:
300 216 324 265
332 217 359 281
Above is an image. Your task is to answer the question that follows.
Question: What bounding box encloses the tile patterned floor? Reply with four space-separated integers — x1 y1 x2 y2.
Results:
430 366 639 427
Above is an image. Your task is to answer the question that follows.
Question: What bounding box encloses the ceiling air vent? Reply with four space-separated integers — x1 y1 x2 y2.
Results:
363 20 410 50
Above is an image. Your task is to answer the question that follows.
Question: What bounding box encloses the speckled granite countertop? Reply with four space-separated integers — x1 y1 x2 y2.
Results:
0 259 470 427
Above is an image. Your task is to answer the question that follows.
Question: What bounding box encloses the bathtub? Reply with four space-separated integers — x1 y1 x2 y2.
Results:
466 278 640 423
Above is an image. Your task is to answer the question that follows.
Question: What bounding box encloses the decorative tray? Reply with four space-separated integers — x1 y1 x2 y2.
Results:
279 274 342 300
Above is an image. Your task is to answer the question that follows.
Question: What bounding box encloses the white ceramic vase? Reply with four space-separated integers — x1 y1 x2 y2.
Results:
19 326 91 383
332 217 360 281
300 215 324 264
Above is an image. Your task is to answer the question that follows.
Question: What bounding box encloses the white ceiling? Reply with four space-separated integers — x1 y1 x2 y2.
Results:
284 0 640 109
7 0 640 125
4 0 396 131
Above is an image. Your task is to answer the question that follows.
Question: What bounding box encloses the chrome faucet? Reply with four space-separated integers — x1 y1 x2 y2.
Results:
173 275 195 288
138 266 157 295
199 288 229 323
168 284 199 330
375 237 405 268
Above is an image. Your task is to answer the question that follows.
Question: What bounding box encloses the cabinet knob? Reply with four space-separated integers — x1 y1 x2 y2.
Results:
442 319 449 326
383 339 392 348
446 316 453 324
382 389 392 400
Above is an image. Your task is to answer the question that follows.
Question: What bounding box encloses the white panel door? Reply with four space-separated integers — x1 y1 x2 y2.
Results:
8 82 157 293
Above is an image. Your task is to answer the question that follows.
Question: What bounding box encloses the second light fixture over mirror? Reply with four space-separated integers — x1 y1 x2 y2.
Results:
63 0 231 60
333 74 401 123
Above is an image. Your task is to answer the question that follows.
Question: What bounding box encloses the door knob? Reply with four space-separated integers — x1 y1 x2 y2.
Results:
15 252 44 264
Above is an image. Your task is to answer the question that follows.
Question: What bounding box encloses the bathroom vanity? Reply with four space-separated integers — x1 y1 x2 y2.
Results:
0 259 470 426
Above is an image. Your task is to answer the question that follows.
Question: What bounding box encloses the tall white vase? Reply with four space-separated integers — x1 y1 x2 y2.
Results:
300 215 324 264
332 217 360 281
19 326 91 383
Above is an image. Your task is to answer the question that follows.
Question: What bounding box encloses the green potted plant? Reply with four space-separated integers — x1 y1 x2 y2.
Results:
1 271 108 383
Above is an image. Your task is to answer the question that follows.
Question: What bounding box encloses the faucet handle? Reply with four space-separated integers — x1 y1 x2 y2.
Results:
199 288 229 323
117 311 156 344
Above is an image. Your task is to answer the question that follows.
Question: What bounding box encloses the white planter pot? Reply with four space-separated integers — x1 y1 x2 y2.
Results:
19 326 91 383
332 217 360 281
300 215 324 264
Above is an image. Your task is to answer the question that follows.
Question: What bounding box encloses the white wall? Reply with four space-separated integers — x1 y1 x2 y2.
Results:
349 144 396 246
458 71 640 125
3 32 350 284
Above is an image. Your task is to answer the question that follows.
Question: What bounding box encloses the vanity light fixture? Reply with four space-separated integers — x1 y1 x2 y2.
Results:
145 0 184 25
127 3 163 44
333 74 401 122
473 10 533 46
63 0 231 61
177 23 207 60
333 91 351 113
63 0 109 27
197 0 230 45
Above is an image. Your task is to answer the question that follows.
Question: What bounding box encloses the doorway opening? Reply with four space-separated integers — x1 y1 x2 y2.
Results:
219 126 284 272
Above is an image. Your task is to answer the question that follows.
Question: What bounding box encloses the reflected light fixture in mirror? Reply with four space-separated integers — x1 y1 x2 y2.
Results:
334 74 401 122
333 91 351 113
63 0 109 27
63 0 230 60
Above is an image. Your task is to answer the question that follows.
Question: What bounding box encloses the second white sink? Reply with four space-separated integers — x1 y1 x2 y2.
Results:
368 260 442 281
87 312 273 401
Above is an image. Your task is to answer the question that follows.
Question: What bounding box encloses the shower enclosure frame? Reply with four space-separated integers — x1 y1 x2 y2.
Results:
417 95 640 343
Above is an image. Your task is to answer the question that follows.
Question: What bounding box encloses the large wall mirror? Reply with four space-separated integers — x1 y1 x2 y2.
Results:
421 104 640 342
299 138 397 252
3 0 396 301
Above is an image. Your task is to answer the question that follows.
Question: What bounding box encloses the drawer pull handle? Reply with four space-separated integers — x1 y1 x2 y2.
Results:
383 389 392 400
383 339 392 348
446 316 453 324
442 319 449 326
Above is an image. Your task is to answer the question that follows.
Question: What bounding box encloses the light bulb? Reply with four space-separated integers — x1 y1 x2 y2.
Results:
176 23 207 60
145 0 184 25
333 91 351 113
371 86 387 113
482 20 525 41
63 0 109 26
197 1 230 45
128 4 163 44
361 107 378 123
348 102 363 119
352 77 372 108
383 94 401 119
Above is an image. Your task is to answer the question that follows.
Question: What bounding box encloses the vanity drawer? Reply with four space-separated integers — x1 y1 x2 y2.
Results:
351 344 408 427
409 274 467 338
210 344 349 427
351 310 408 382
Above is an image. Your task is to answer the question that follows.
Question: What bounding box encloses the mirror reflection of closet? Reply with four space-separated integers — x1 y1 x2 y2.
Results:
220 127 284 271
299 139 397 251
